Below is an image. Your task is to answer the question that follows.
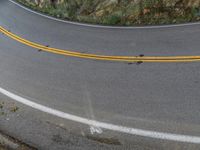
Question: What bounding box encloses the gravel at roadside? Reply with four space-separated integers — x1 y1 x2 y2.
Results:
0 131 36 150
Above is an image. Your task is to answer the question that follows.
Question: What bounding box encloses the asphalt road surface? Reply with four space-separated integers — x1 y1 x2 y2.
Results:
0 0 200 149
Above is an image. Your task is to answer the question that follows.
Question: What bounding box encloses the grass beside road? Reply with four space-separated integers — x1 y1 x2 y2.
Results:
16 0 200 26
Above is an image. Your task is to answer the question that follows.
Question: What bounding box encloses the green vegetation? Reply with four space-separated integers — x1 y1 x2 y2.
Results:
16 0 200 26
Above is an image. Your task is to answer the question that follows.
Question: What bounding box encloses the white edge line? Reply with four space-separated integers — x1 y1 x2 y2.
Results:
0 87 200 144
9 0 200 30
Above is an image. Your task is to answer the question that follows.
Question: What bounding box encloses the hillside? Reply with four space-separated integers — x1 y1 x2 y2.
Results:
17 0 200 25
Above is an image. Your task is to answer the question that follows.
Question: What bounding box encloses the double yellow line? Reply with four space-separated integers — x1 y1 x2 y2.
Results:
1 26 200 63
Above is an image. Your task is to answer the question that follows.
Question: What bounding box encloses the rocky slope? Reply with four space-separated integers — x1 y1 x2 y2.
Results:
17 0 200 25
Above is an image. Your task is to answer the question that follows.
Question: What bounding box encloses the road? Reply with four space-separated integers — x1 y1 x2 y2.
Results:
0 0 200 149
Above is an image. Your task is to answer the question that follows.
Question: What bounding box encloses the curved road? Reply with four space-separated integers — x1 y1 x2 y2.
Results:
1 0 200 149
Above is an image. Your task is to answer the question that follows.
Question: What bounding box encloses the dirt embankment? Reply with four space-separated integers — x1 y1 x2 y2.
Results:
17 0 200 25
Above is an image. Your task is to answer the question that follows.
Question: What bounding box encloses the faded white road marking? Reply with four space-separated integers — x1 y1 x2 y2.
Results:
90 126 103 135
0 87 200 144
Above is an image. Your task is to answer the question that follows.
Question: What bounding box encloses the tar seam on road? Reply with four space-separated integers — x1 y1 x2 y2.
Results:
9 0 200 29
1 86 200 144
1 26 200 63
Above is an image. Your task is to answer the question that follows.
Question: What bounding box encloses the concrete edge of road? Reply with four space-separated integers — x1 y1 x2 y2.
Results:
0 130 36 150
9 0 200 30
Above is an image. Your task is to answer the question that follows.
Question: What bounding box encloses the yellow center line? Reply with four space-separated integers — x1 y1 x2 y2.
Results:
1 26 200 62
